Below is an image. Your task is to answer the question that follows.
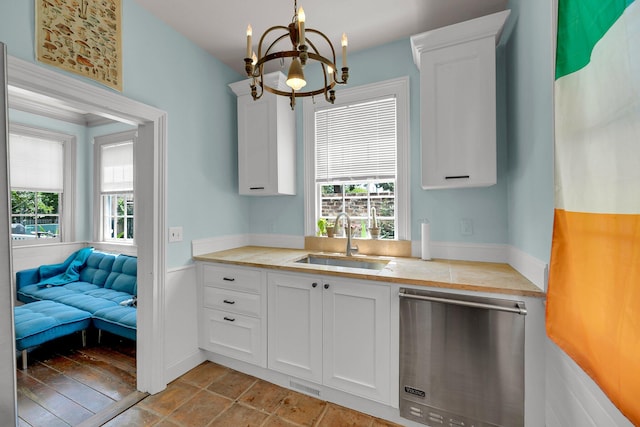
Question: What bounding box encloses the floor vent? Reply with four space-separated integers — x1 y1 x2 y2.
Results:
289 380 321 397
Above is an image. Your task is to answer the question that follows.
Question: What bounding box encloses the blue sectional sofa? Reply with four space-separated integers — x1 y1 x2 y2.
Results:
16 248 137 342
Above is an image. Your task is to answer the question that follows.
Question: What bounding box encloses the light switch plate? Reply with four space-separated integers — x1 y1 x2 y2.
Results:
460 219 473 236
168 226 183 242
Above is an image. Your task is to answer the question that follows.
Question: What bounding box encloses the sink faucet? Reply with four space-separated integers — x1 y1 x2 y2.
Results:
334 212 359 256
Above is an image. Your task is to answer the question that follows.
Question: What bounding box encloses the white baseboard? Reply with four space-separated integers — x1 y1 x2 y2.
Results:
191 234 305 257
164 349 206 385
410 240 547 291
412 240 509 263
508 245 548 291
191 234 250 257
248 234 305 249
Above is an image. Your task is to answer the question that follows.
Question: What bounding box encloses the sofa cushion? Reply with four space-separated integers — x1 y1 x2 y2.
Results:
52 293 119 314
93 306 136 341
83 288 134 305
62 281 101 293
17 284 76 303
14 301 92 351
17 280 102 304
104 255 137 296
79 252 116 287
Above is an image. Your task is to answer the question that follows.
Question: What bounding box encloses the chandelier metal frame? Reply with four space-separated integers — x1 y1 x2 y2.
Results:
244 0 349 109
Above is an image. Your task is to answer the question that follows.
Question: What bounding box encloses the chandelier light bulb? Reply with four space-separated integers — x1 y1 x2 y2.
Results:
286 58 306 91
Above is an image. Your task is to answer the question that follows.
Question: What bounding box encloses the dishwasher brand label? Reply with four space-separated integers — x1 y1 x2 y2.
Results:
404 386 426 398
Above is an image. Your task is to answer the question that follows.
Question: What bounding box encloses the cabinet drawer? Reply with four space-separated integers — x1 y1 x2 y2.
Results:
200 308 265 367
203 286 261 317
202 264 262 294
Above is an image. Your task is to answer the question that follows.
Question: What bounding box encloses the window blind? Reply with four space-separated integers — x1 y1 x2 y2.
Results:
315 97 397 182
101 141 133 193
9 133 64 192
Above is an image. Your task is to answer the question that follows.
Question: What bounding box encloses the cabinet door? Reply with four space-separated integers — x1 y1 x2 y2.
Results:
268 272 322 382
200 308 264 366
238 97 274 194
322 279 391 404
420 37 496 189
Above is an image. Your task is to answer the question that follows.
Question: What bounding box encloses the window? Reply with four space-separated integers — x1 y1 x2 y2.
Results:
94 130 136 243
9 124 76 244
304 77 410 240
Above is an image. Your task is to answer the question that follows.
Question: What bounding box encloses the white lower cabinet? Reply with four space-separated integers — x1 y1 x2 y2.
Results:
267 271 392 404
198 263 267 367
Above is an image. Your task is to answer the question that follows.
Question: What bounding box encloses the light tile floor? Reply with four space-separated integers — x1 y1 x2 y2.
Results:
104 361 404 427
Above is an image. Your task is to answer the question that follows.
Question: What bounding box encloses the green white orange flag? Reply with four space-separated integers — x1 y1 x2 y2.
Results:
547 0 640 424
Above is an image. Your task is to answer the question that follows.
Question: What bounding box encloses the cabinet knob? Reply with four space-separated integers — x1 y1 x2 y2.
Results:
223 277 235 282
324 283 330 289
312 282 318 288
249 186 265 190
223 299 235 305
223 316 235 322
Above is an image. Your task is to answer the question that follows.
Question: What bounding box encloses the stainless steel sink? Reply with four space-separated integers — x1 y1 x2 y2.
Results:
295 255 388 271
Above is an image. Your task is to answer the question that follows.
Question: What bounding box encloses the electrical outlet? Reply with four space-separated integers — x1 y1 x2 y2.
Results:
460 219 473 236
168 226 183 242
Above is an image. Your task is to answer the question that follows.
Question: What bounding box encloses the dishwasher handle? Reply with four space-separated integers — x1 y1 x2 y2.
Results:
399 290 527 315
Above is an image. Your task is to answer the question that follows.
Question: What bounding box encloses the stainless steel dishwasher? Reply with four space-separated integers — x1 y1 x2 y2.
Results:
399 288 526 427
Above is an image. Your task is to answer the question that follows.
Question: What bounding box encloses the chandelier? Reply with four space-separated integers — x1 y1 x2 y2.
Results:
244 0 349 109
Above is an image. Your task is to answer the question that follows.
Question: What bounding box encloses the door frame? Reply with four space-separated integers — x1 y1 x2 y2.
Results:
4 56 168 394
0 41 18 425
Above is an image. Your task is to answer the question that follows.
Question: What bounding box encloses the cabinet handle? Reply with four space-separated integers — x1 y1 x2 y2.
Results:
324 283 330 289
445 175 470 180
223 316 236 322
312 282 318 288
223 277 235 282
223 299 235 305
249 186 265 190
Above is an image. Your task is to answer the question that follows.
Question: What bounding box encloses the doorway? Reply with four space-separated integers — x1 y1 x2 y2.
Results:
1 52 168 424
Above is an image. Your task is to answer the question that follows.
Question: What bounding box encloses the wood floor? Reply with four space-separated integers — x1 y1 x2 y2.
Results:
16 331 140 427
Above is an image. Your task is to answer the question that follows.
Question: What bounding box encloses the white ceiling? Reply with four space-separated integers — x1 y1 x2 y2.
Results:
133 0 509 75
9 0 509 124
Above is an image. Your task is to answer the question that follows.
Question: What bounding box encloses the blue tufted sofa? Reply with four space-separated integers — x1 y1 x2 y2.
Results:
16 248 137 341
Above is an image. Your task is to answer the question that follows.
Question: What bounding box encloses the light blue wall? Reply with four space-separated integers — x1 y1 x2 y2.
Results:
0 1 248 268
249 38 510 245
505 0 555 263
1 0 555 265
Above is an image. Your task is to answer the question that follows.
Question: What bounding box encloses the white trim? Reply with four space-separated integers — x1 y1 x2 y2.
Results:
90 241 137 257
249 233 305 249
412 240 509 263
165 349 206 384
508 245 548 291
410 240 548 290
0 43 18 427
6 55 167 394
191 234 250 257
410 10 511 69
303 77 411 240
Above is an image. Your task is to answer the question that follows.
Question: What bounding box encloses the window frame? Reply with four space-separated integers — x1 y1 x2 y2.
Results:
303 77 410 240
8 123 76 246
93 129 136 244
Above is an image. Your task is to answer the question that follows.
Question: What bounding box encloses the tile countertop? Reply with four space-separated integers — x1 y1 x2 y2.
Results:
193 246 546 298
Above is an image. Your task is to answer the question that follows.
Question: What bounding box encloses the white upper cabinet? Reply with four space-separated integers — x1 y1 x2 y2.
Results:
229 72 296 195
411 10 510 190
